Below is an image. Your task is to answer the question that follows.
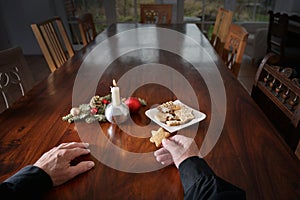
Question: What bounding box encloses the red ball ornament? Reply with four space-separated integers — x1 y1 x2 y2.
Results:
124 97 142 113
101 99 109 104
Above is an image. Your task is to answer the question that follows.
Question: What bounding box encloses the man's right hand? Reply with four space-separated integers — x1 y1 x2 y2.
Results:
154 135 200 168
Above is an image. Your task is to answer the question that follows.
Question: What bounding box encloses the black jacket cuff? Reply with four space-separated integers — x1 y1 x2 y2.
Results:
3 165 52 199
179 156 215 192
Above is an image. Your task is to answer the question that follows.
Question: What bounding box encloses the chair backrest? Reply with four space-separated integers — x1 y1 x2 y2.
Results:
267 11 289 58
252 53 300 151
0 46 34 113
64 0 77 20
78 13 97 46
31 16 75 72
140 4 173 24
210 8 233 56
222 24 249 77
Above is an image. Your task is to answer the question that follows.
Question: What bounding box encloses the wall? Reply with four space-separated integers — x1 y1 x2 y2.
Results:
0 0 67 54
0 3 10 50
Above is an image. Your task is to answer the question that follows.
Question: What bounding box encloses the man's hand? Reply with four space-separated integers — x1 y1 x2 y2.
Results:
34 142 95 186
154 135 199 168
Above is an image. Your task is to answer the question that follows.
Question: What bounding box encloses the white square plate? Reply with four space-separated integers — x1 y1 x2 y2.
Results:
145 100 206 133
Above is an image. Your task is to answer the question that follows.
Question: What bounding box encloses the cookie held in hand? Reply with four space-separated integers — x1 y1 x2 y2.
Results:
150 128 171 147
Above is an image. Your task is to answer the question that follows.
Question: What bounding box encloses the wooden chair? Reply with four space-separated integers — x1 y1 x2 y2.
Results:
267 11 289 60
267 11 289 57
222 24 249 77
0 46 34 113
251 53 300 151
31 16 75 72
64 0 77 20
78 13 97 46
267 11 300 68
140 4 173 24
210 8 233 56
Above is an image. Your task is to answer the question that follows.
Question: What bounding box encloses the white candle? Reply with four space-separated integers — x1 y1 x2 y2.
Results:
111 79 121 106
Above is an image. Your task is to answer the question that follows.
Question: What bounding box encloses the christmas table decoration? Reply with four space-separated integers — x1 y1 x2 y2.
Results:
62 94 111 123
62 81 147 124
105 80 129 124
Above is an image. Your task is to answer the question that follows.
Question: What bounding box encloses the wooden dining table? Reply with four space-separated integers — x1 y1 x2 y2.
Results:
0 23 299 200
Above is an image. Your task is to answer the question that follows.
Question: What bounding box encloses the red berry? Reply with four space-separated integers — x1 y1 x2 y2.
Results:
125 97 142 113
90 108 98 114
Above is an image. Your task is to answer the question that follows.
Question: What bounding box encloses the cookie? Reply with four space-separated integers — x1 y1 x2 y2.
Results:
154 112 173 122
174 106 194 124
150 128 170 147
157 101 181 113
155 112 179 123
166 120 181 126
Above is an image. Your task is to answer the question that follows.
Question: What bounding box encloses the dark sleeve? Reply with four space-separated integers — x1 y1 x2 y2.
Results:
0 165 53 200
179 156 246 200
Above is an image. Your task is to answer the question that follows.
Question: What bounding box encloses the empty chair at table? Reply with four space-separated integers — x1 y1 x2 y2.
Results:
222 24 249 77
210 8 233 57
0 46 34 113
31 16 75 72
78 13 98 46
140 4 173 24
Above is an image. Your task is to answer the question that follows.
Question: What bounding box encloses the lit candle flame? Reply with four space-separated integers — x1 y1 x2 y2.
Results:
113 79 117 87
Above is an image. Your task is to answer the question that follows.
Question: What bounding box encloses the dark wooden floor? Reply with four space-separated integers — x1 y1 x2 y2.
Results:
238 56 259 94
24 54 300 159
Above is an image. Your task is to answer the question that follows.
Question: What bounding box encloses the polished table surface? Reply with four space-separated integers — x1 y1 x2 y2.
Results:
0 23 299 200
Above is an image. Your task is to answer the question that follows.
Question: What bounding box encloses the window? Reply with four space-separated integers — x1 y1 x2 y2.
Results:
233 0 275 21
65 0 106 32
183 0 275 37
65 0 275 33
67 0 157 26
116 0 156 23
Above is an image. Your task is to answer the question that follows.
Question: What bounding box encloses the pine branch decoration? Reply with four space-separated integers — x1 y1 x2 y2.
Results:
62 94 111 123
